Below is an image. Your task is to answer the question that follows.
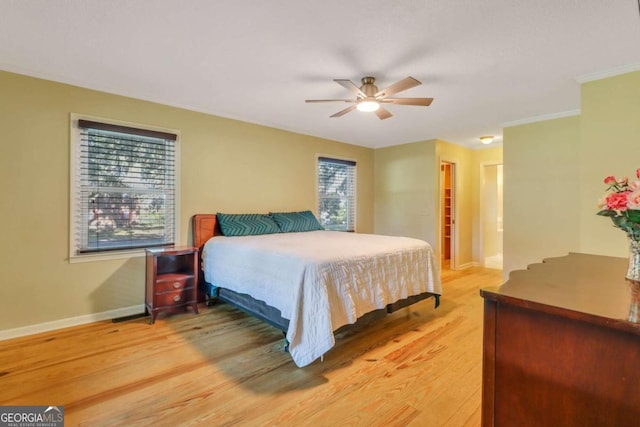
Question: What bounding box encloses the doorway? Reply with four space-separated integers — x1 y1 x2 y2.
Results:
441 161 456 271
481 164 503 270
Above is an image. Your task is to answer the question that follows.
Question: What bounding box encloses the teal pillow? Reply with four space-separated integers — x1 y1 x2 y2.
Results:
216 213 280 236
270 210 324 233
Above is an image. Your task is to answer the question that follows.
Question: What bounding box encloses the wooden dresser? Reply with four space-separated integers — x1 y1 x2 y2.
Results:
480 253 640 426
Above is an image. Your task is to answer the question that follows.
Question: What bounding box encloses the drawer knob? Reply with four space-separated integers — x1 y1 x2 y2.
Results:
173 295 181 302
173 282 181 289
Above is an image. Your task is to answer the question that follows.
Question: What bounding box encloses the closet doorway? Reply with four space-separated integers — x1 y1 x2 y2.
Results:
441 161 456 271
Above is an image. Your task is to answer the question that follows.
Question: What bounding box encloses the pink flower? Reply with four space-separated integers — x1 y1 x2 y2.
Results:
607 192 630 211
604 176 616 185
630 180 640 191
598 197 608 209
628 191 640 210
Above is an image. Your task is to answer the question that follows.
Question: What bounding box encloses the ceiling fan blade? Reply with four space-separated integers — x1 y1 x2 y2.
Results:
330 105 357 118
375 107 393 120
334 79 366 98
381 97 434 106
305 99 354 103
375 76 421 98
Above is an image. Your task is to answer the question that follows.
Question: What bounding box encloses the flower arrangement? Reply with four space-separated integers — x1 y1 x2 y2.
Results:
597 168 640 240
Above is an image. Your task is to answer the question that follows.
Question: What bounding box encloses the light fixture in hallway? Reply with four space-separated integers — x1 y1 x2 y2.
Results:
479 135 494 145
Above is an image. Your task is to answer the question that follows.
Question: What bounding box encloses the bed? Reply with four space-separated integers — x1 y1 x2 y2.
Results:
192 213 442 367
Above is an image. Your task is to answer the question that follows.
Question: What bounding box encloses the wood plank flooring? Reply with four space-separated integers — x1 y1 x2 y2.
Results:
0 267 503 426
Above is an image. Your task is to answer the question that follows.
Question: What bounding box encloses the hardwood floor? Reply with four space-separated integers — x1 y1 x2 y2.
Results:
0 267 503 426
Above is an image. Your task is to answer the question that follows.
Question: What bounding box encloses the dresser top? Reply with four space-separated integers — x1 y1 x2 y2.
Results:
480 253 640 334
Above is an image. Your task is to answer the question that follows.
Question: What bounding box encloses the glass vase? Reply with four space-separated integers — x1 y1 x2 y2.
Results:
627 236 640 282
628 281 640 323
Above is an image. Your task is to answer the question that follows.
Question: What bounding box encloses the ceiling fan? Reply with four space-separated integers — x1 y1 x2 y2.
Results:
305 76 433 120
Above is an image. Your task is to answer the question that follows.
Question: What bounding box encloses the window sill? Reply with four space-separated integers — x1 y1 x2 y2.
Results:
68 249 146 264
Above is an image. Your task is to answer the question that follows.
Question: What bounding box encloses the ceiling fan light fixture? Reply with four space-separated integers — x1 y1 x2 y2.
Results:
306 76 432 120
480 135 494 145
357 99 380 112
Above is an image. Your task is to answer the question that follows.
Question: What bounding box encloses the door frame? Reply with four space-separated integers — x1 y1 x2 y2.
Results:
439 159 457 270
479 161 503 267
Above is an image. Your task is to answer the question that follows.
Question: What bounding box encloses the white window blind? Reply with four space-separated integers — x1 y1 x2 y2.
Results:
72 119 177 255
317 157 356 231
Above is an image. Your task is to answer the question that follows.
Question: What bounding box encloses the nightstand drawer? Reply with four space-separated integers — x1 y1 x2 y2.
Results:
155 289 194 307
155 274 194 293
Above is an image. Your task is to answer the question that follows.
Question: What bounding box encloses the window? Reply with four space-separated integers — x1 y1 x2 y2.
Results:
70 116 178 259
317 156 356 231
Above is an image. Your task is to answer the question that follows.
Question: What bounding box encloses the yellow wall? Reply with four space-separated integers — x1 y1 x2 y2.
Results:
374 139 502 268
503 115 581 276
504 71 640 276
374 140 438 245
579 71 640 257
0 70 374 333
481 165 499 257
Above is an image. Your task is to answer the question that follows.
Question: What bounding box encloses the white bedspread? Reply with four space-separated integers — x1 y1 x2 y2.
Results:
202 230 441 367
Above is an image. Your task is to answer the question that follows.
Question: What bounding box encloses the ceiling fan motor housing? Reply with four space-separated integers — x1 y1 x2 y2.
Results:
360 77 378 98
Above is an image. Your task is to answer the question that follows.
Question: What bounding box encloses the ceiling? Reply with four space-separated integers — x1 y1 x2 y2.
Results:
1 1 640 149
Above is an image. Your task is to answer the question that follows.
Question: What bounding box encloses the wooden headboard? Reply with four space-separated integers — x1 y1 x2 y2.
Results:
192 214 221 300
192 214 222 249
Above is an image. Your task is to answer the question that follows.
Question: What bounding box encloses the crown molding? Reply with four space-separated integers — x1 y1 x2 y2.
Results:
576 63 640 83
501 109 581 128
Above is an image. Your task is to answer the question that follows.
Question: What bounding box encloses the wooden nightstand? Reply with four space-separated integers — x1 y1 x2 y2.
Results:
145 246 199 324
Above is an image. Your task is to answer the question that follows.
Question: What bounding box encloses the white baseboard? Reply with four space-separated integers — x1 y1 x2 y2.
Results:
0 305 146 341
456 261 481 270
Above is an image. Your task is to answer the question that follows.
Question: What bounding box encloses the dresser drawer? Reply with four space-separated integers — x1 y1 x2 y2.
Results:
155 274 194 293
